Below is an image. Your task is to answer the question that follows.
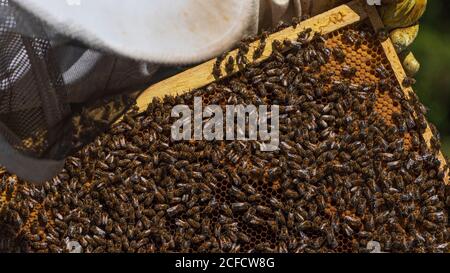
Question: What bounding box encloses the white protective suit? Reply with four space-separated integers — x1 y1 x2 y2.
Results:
13 0 313 64
11 0 329 102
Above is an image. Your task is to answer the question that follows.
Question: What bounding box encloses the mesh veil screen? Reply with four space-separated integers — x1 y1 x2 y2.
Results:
0 0 154 182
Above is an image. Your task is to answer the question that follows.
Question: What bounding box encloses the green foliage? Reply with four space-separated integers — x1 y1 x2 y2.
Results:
411 0 450 156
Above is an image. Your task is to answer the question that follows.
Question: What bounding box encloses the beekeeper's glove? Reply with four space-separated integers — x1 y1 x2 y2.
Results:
381 0 426 76
300 0 426 76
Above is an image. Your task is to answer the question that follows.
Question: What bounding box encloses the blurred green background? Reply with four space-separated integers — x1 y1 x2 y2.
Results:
412 0 450 157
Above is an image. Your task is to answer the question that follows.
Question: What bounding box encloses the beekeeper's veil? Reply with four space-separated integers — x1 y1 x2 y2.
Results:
0 0 256 182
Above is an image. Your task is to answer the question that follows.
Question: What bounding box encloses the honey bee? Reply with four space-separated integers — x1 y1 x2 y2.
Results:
212 52 226 78
229 186 247 201
332 46 346 62
256 205 273 216
253 40 266 59
231 202 249 213
248 215 265 226
166 204 185 217
241 184 256 195
236 232 250 244
224 55 235 74
326 228 338 249
342 29 361 47
236 52 249 67
402 77 416 87
247 193 263 203
291 16 300 27
342 66 357 78
377 28 389 41
220 203 233 217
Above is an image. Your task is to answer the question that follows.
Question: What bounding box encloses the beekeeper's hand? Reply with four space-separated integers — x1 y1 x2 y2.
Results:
380 0 426 76
298 0 427 76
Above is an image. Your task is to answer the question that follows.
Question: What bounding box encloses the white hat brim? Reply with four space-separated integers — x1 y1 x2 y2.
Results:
14 0 256 64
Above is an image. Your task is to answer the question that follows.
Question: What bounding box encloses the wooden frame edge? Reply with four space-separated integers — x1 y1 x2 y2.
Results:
365 4 449 184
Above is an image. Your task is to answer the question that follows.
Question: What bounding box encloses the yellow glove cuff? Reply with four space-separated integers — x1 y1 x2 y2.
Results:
400 50 420 76
390 23 419 53
381 0 427 29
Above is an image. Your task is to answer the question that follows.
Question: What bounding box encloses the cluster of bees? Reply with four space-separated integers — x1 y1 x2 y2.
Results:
0 22 449 253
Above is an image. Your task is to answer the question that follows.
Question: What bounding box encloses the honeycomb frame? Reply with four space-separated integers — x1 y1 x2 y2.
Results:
1 0 449 253
133 0 448 182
